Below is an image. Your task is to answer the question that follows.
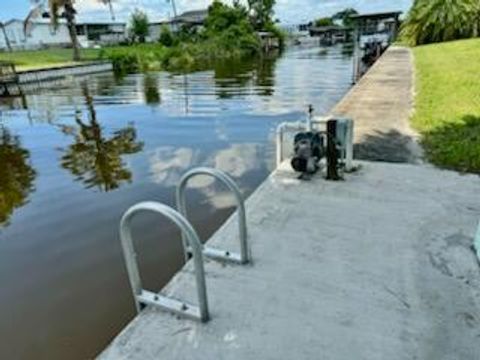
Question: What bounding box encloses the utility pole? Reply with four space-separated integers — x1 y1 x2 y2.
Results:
167 0 178 18
166 0 178 32
0 23 12 52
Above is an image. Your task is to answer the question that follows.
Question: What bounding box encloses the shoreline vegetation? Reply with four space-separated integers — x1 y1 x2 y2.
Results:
102 0 284 74
1 0 284 74
412 38 480 174
399 0 480 174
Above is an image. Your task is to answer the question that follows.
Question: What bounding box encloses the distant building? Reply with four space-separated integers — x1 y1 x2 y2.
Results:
298 23 311 32
0 19 70 51
351 11 402 48
172 9 209 27
350 11 403 82
76 22 127 47
0 19 127 51
309 25 352 45
257 31 280 51
148 21 171 42
148 9 209 42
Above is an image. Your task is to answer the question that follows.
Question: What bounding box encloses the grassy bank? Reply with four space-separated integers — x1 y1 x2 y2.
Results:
99 40 262 74
0 2 282 74
0 40 271 75
0 48 100 71
412 38 480 173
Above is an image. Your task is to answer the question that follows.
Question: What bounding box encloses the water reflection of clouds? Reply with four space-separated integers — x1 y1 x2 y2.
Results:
149 147 196 187
148 143 266 209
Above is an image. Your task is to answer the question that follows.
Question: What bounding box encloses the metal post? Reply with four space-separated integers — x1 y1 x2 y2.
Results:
276 125 284 167
326 120 341 180
344 118 354 172
176 167 250 265
120 201 209 322
352 25 360 84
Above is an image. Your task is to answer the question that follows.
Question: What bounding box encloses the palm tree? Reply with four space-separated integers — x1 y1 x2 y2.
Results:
25 0 114 61
104 0 116 21
0 22 12 51
400 0 479 46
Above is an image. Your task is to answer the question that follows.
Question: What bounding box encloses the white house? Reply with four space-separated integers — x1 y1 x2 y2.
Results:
0 19 71 51
0 19 128 51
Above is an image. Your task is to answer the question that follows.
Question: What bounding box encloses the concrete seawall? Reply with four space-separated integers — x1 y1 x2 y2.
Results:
332 46 423 163
17 62 113 84
99 47 480 359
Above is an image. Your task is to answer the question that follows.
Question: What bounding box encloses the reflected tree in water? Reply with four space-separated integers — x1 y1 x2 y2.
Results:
213 55 278 99
0 126 36 224
143 74 161 105
341 42 354 58
254 55 277 96
59 85 144 191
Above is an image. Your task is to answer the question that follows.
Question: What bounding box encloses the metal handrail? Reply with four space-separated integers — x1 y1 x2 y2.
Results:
120 201 209 322
176 167 250 265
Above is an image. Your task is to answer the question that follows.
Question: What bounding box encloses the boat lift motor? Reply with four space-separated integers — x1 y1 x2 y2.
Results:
291 131 325 174
276 106 354 180
291 105 325 175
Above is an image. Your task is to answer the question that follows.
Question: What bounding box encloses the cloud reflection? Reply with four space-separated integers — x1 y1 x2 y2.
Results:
148 142 265 210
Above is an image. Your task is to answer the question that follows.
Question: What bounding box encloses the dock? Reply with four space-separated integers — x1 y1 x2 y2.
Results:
333 46 422 163
99 47 480 359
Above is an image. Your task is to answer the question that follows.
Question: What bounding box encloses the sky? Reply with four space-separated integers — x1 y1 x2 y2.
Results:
1 0 413 24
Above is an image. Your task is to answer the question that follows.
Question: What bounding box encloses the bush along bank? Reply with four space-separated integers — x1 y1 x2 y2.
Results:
99 0 284 74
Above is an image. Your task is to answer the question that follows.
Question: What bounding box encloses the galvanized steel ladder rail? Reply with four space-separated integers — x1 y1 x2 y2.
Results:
119 167 250 323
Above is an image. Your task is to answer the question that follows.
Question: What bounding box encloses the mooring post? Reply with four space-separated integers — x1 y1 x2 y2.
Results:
326 119 341 181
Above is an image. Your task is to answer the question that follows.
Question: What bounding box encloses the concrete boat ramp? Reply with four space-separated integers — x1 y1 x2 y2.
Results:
100 47 480 359
100 162 480 360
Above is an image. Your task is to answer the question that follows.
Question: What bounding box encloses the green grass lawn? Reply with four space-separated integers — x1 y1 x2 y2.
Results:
0 48 101 70
413 38 480 173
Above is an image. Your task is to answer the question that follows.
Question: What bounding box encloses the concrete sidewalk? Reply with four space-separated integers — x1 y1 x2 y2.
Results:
100 162 480 360
332 46 423 163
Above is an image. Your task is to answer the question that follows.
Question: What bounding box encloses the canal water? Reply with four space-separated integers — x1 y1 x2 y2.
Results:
0 45 353 359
